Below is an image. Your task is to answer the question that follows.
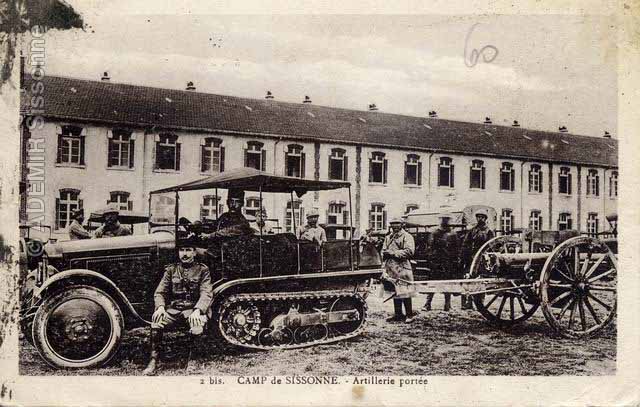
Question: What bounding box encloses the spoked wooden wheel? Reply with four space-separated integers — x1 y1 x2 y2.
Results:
470 236 540 327
540 236 617 338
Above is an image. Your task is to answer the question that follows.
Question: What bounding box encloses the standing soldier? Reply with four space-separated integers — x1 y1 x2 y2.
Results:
143 238 213 375
460 208 495 309
67 208 91 240
424 214 458 311
94 203 132 238
382 217 417 323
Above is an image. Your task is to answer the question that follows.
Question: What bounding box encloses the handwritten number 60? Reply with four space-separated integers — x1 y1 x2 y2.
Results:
464 23 499 68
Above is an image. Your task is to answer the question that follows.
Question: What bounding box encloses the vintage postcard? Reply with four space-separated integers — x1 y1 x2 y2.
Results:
0 1 638 406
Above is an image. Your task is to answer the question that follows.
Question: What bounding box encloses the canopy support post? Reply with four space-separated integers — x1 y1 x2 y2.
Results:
147 193 152 233
174 190 180 257
259 186 263 278
291 191 300 274
215 188 219 220
348 185 354 271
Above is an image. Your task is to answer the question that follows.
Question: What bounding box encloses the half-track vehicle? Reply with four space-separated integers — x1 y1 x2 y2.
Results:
20 168 382 369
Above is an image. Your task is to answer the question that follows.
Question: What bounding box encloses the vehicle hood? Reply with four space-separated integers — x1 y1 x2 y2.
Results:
44 231 174 258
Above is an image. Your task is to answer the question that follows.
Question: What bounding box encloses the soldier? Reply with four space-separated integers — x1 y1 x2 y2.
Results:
382 217 417 323
142 238 213 375
214 189 253 237
298 209 327 245
252 208 273 235
67 208 91 240
460 208 495 309
93 203 132 238
424 214 459 311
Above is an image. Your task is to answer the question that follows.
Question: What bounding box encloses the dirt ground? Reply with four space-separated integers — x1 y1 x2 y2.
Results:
19 291 616 376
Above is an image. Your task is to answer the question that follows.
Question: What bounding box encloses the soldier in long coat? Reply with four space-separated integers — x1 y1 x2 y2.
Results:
460 208 495 309
382 217 417 323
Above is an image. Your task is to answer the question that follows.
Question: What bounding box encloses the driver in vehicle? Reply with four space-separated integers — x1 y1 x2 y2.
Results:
143 238 213 375
209 188 253 237
93 203 132 238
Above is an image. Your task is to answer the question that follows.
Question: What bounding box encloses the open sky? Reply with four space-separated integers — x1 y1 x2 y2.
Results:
36 13 617 138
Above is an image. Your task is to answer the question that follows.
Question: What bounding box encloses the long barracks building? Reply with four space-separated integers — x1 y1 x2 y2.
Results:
20 75 618 241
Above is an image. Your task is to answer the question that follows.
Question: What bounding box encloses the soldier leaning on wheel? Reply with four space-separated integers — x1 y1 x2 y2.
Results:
459 208 495 310
143 238 213 375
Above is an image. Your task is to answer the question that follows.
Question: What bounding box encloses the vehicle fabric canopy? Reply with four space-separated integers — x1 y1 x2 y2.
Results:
150 167 351 194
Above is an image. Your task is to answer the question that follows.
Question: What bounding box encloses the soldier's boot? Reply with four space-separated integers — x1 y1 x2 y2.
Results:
423 294 433 311
142 328 162 376
444 294 451 312
386 299 405 322
404 299 416 323
185 331 208 373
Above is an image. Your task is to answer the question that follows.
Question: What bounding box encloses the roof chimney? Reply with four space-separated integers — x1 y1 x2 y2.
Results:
483 117 492 124
185 81 196 91
368 103 378 111
101 71 110 82
428 110 438 118
512 120 520 127
265 90 274 99
559 126 568 133
603 131 612 138
303 95 312 104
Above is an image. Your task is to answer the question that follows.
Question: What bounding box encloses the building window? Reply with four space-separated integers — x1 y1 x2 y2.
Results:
586 169 600 197
529 210 542 231
558 212 573 231
327 201 347 225
244 141 266 171
587 213 599 236
369 203 387 231
285 200 304 233
528 164 543 193
500 162 515 191
437 157 454 187
558 167 572 195
469 159 485 189
200 195 223 221
201 137 225 173
368 152 387 184
56 125 85 166
155 134 180 170
245 197 262 218
109 191 132 211
150 194 175 225
328 148 348 181
405 204 419 215
285 144 305 178
107 129 134 168
500 209 513 233
609 171 618 198
56 189 82 229
404 154 422 186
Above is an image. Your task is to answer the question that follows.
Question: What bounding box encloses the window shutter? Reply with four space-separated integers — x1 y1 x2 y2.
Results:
243 149 248 167
343 210 349 226
129 139 135 168
79 137 86 165
403 161 408 184
220 146 225 172
200 145 206 172
469 166 473 188
510 169 515 191
200 204 206 221
327 155 332 179
154 142 160 169
450 164 455 187
481 167 486 189
383 159 388 184
539 171 543 192
596 175 600 196
55 198 60 229
568 174 572 195
56 135 63 163
418 161 423 186
368 159 373 183
301 152 306 178
78 198 83 210
528 170 532 192
343 156 348 181
175 143 181 171
383 210 387 229
368 210 372 229
261 150 267 171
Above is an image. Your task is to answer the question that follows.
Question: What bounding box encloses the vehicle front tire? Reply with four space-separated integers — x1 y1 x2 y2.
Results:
32 286 124 369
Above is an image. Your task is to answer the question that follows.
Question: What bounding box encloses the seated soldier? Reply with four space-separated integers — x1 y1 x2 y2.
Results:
94 203 132 238
142 238 213 375
251 208 273 235
207 188 254 238
298 209 327 245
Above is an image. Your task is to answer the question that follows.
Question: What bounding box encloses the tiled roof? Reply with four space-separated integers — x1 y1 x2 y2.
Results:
22 75 617 167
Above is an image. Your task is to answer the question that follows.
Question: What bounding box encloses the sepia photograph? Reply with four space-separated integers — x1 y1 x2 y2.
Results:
1 1 638 406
